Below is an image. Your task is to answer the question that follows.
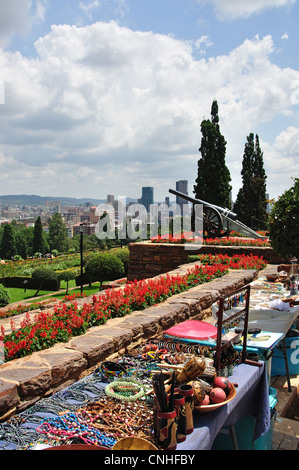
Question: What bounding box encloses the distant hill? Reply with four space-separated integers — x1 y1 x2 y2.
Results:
0 194 106 207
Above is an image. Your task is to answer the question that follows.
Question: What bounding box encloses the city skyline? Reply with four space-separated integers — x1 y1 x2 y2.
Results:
0 1 298 202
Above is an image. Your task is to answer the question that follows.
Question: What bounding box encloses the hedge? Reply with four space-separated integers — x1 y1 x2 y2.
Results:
0 276 60 292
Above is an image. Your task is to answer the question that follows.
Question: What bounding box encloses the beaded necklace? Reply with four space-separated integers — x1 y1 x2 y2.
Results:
36 411 116 448
105 378 145 402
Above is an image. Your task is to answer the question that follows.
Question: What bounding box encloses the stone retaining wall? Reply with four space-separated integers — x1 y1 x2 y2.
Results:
0 264 258 422
127 242 286 281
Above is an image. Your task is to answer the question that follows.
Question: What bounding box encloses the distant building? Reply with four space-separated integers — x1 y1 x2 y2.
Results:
175 180 188 211
140 187 154 211
107 194 115 207
89 206 99 224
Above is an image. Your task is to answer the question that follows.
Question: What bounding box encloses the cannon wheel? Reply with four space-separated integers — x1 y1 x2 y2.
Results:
203 206 223 239
192 205 223 238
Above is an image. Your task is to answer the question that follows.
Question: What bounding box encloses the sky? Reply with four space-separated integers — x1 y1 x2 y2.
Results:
0 0 298 204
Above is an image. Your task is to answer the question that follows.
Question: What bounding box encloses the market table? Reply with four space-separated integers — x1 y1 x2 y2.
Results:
210 277 299 391
0 360 269 451
178 362 270 450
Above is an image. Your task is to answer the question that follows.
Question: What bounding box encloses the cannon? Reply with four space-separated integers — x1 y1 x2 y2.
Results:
169 188 266 239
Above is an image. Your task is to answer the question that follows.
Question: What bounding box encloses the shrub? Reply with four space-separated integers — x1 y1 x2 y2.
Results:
268 178 299 259
0 284 11 307
31 267 59 295
114 248 130 275
85 253 125 289
57 268 79 294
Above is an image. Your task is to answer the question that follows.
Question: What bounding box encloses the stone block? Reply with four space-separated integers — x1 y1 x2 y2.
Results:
65 335 114 367
122 312 162 338
38 346 88 387
0 379 19 417
88 326 134 352
0 356 52 399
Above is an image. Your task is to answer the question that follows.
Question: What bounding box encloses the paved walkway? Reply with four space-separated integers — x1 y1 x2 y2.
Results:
270 374 299 450
256 264 299 450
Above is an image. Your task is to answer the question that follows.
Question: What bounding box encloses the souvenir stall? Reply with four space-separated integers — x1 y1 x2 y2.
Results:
248 275 299 381
0 284 271 451
0 346 270 451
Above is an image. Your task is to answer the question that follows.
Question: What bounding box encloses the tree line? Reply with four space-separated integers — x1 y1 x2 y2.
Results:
194 100 268 230
0 213 119 261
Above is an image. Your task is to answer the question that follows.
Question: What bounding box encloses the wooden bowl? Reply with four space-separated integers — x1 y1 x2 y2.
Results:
266 275 279 282
194 383 237 414
113 437 158 451
44 444 109 450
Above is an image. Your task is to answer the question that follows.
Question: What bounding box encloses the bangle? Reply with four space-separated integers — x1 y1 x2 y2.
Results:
105 378 145 402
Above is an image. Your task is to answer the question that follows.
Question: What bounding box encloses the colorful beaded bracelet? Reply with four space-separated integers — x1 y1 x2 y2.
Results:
105 378 145 402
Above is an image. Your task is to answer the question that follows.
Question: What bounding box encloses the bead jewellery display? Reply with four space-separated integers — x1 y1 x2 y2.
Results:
214 285 251 372
81 398 154 443
154 339 214 359
99 361 127 380
105 377 146 402
36 411 117 448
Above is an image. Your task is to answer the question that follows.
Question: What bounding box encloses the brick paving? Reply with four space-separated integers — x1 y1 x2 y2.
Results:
273 431 299 450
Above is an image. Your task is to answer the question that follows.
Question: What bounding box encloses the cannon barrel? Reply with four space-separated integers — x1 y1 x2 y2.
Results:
169 188 238 221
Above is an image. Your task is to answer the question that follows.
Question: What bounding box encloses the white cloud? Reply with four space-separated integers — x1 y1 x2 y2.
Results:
79 1 100 12
262 126 299 196
197 0 296 20
0 0 47 47
0 22 298 200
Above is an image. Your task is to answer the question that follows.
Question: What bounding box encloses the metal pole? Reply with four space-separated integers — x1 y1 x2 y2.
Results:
80 227 83 295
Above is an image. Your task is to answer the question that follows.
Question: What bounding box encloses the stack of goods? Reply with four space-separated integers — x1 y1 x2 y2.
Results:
151 353 236 449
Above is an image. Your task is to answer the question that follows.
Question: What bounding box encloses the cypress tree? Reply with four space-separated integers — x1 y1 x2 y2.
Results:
0 224 17 259
234 133 268 230
33 216 48 254
194 100 232 208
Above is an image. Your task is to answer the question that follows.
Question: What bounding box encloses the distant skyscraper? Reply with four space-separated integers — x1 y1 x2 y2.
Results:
176 180 188 210
107 194 115 207
141 187 154 211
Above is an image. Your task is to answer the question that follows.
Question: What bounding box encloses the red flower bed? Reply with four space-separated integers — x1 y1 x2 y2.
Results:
151 233 270 246
203 237 269 247
195 253 267 270
0 300 55 320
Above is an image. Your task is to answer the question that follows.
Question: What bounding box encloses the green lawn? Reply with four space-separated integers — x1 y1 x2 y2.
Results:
7 280 102 304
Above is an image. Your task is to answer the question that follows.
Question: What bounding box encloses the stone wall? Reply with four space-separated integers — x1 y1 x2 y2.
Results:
127 241 286 281
0 263 258 422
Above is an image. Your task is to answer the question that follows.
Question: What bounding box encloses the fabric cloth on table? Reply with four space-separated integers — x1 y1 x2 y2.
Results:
178 362 270 450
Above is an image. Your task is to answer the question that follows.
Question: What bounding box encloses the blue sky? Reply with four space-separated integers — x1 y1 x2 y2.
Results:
0 0 298 203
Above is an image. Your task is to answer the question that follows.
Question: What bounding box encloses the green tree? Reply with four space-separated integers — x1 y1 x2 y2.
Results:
48 213 69 253
194 100 232 208
85 253 124 290
114 247 130 276
33 216 49 254
268 178 299 259
31 267 59 296
0 284 11 307
234 133 268 230
57 269 78 295
0 224 17 259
